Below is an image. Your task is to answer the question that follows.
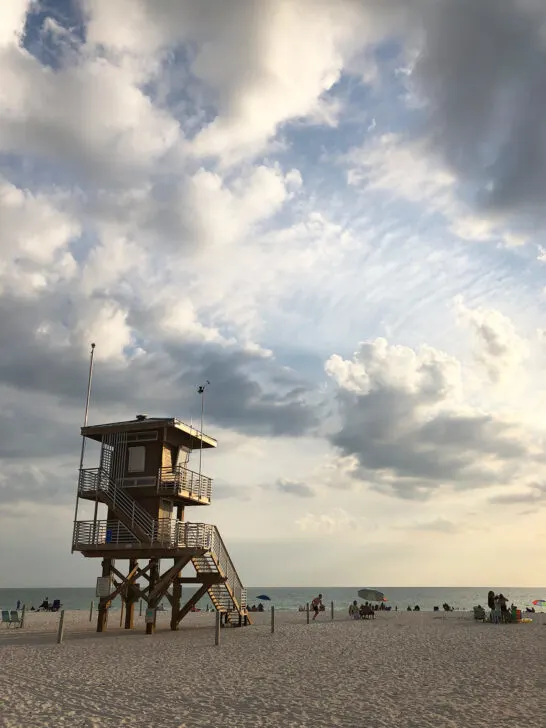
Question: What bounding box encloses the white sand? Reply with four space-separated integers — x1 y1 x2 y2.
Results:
0 609 545 727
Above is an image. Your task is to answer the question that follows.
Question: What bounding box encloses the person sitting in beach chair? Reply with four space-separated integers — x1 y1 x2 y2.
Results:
473 605 486 621
50 599 61 612
349 601 360 619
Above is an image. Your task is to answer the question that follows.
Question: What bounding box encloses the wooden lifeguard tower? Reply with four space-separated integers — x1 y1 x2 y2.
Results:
72 414 249 633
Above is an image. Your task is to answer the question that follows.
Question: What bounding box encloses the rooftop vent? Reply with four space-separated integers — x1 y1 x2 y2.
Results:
135 414 148 421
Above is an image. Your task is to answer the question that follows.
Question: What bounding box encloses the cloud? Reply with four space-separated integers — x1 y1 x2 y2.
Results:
408 0 546 222
84 0 377 163
344 133 523 245
325 336 541 499
1 0 546 591
275 478 315 498
296 507 357 534
489 484 546 506
456 299 529 383
405 517 460 534
0 0 29 47
0 41 179 188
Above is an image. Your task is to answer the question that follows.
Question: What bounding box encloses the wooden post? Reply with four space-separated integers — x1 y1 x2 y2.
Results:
146 558 159 635
306 602 310 624
331 601 334 621
97 557 113 633
170 559 182 631
119 601 124 627
215 610 221 645
139 599 143 617
89 601 94 622
20 605 26 629
57 610 65 644
124 558 137 630
271 605 275 634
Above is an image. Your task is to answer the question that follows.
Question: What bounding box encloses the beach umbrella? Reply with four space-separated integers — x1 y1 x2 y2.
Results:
532 599 546 606
256 594 271 601
358 589 386 602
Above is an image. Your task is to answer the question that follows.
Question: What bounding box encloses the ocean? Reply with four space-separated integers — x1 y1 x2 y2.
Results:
1 586 544 612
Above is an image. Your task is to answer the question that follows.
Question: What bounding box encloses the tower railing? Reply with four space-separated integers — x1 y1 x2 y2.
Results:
157 465 213 501
78 467 155 538
72 519 216 549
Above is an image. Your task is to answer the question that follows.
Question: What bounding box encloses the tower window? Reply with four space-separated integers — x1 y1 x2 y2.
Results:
128 446 146 473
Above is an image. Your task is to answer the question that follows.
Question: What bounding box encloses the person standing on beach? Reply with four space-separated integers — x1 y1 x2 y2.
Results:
311 594 323 620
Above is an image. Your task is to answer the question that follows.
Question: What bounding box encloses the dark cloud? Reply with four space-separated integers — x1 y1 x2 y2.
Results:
0 461 74 506
0 289 318 440
488 484 546 506
326 340 535 500
329 387 526 499
274 478 315 498
411 0 546 219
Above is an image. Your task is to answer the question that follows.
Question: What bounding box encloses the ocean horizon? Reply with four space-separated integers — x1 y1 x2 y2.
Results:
2 586 544 612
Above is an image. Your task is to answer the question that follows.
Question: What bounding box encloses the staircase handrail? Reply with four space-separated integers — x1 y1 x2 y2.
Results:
208 526 246 610
79 467 155 538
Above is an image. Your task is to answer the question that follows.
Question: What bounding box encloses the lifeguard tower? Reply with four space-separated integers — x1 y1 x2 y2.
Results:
72 414 249 633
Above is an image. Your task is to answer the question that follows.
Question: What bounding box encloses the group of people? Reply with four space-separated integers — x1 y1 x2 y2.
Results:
29 597 62 612
487 591 513 623
349 600 376 619
247 604 265 612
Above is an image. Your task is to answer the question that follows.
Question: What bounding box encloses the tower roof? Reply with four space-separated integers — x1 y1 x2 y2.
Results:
81 416 217 450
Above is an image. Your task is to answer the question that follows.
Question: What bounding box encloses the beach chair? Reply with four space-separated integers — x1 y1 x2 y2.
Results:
473 606 486 622
1 610 12 628
9 610 20 628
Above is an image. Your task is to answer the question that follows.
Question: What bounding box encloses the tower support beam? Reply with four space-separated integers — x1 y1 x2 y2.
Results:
96 557 114 633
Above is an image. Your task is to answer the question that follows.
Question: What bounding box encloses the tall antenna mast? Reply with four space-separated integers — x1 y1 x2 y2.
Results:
197 380 210 489
72 343 96 551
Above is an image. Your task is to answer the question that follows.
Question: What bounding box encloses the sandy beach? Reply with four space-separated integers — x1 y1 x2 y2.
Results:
0 609 544 727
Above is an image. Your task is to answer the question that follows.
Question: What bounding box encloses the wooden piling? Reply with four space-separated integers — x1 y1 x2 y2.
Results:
271 605 275 633
215 610 221 645
331 601 334 620
20 605 26 629
57 610 65 644
306 602 310 624
139 599 143 617
119 601 124 628
89 601 94 622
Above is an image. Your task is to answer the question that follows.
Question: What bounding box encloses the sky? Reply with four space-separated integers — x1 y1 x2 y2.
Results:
1 0 546 588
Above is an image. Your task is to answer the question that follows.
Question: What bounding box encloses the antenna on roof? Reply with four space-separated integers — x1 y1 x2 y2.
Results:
72 342 96 552
197 380 210 489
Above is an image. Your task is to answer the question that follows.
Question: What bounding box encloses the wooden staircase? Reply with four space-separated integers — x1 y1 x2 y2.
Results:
192 541 250 626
